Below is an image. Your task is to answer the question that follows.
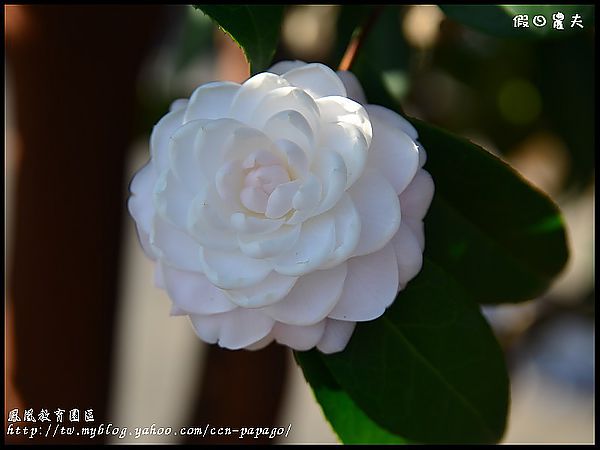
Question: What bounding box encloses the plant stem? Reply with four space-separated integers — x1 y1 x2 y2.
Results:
338 5 386 71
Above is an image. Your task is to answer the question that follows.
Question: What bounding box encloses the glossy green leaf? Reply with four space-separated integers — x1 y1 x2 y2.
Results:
415 119 569 303
313 260 509 443
193 5 284 74
295 351 407 444
441 5 594 38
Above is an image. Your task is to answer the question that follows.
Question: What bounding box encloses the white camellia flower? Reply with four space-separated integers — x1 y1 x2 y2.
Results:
128 60 434 353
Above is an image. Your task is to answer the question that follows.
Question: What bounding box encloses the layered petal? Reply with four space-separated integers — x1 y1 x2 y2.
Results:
150 217 203 272
150 107 186 172
349 169 401 257
128 162 157 235
316 319 357 354
188 186 238 252
268 60 306 75
230 212 284 235
251 87 321 140
265 180 302 219
229 72 290 125
225 271 298 308
336 70 367 105
153 169 193 229
273 214 336 276
281 63 347 99
199 247 273 289
399 169 435 220
365 103 418 141
238 224 301 259
391 223 423 287
367 110 419 195
264 262 347 325
311 150 347 216
262 110 315 159
316 96 372 147
161 263 236 315
190 308 274 349
168 119 209 194
272 321 326 350
184 81 240 122
329 243 399 321
320 193 361 270
320 121 368 188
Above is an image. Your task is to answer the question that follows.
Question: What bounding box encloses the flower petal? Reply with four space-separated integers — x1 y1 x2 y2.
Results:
262 110 315 160
292 173 322 212
189 308 274 350
153 169 193 230
150 107 186 171
188 186 238 252
336 70 367 105
161 262 236 315
135 228 156 260
168 119 210 194
316 319 356 354
418 143 427 168
365 103 418 141
199 248 273 289
391 222 423 287
224 128 280 173
320 193 361 270
273 214 336 276
265 180 301 219
403 217 425 250
264 262 347 325
215 159 244 203
349 169 401 257
195 119 262 183
225 271 298 308
245 333 275 350
311 150 347 216
276 139 309 178
272 321 326 350
398 169 435 220
367 110 419 195
316 96 372 147
320 121 368 188
329 243 399 321
184 81 240 122
251 87 321 139
128 162 157 235
238 224 301 259
230 212 284 235
268 60 306 75
169 98 189 112
229 72 290 125
282 63 347 99
150 216 203 272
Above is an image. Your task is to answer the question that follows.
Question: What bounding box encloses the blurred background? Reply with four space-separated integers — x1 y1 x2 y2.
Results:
5 5 594 444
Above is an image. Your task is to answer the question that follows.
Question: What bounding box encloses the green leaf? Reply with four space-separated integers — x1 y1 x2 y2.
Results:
295 351 407 444
415 119 569 303
314 260 510 443
193 5 284 74
174 6 215 72
351 5 411 111
440 5 594 38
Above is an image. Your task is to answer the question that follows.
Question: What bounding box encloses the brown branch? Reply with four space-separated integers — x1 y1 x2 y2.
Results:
338 5 386 72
